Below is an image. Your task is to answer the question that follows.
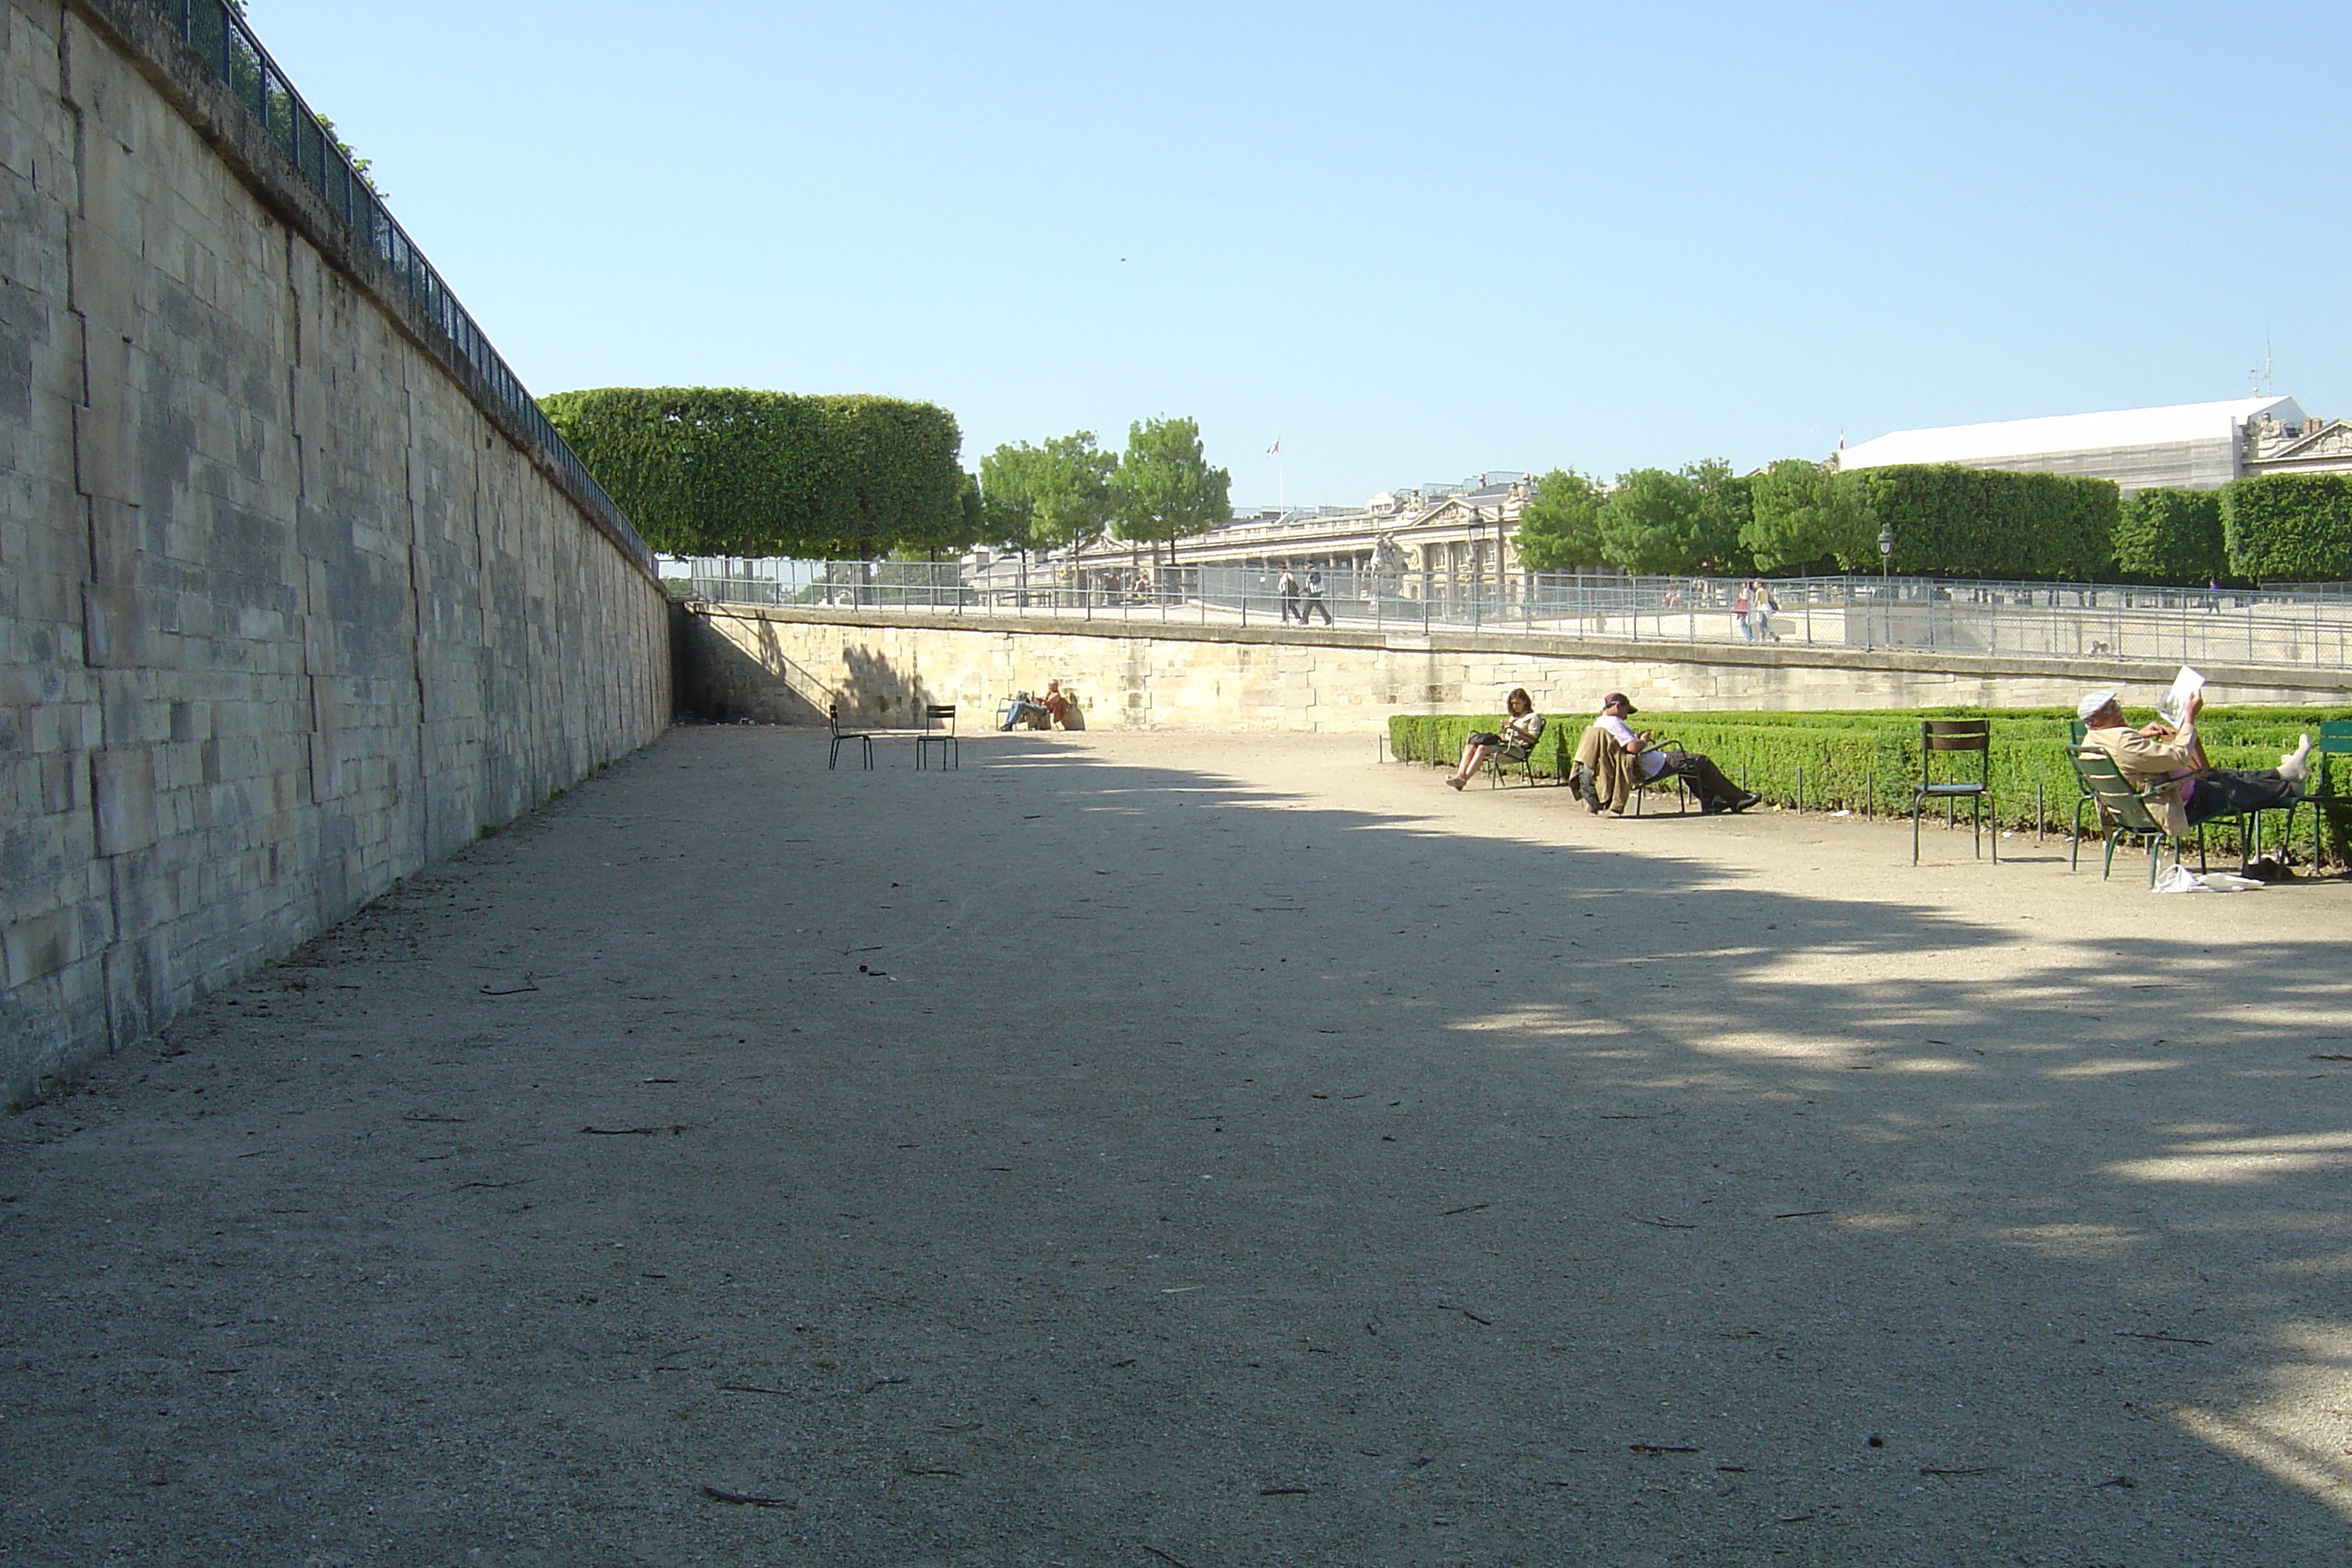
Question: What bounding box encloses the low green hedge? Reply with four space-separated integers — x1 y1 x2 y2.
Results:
1390 705 2352 860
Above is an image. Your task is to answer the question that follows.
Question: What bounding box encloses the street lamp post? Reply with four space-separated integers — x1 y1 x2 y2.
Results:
1877 521 1896 647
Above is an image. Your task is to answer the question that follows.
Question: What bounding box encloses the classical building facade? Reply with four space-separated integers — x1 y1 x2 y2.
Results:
1055 473 1535 581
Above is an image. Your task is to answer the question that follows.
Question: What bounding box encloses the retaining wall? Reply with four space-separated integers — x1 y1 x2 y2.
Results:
1 0 671 1102
681 603 2352 733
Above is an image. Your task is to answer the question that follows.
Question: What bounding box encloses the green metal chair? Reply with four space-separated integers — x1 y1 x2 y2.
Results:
915 704 959 770
2070 746 2192 886
1913 720 1994 866
2065 719 2098 871
2286 720 2352 875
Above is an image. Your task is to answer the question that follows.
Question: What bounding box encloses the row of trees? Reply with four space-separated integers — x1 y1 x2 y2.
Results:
543 387 1234 563
978 419 1233 562
1515 461 2352 584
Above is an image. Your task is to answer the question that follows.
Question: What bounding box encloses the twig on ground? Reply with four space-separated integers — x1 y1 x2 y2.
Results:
581 1126 660 1135
1630 1444 1701 1455
1631 1215 1697 1230
1142 1547 1196 1568
701 1485 794 1508
1440 1202 1489 1216
2116 1331 2212 1346
478 975 539 995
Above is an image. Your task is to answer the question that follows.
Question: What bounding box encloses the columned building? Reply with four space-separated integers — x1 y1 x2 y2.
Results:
1057 473 1535 581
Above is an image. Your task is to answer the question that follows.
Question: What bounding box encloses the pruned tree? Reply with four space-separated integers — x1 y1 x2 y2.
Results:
1111 416 1230 563
540 387 966 560
1513 469 1606 572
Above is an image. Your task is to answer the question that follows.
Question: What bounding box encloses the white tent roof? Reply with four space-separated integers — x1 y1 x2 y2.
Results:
1837 396 2305 469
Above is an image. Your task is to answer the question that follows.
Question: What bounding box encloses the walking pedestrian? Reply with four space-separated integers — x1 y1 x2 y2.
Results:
1277 566 1301 623
1301 566 1332 625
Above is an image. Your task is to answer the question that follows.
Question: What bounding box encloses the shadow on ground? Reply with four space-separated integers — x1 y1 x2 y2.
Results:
4 727 2348 1566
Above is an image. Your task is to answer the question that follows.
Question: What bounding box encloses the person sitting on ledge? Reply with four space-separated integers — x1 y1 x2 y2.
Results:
2076 688 2308 835
1445 688 1545 789
1572 691 1759 815
1042 681 1072 728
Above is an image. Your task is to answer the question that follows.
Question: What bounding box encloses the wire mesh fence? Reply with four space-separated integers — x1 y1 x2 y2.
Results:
673 559 2352 671
142 0 653 575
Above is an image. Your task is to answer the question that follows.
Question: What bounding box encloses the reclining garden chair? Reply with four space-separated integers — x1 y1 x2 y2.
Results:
2285 720 2352 876
2069 746 2194 886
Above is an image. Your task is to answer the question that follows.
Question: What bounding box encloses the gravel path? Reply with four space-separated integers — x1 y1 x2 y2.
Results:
5 725 2351 1566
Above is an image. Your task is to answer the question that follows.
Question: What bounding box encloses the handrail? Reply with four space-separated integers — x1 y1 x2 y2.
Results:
139 0 653 575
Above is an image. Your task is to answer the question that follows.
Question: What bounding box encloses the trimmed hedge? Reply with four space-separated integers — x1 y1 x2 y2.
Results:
1844 466 2118 581
1390 706 2352 862
541 386 970 559
2221 474 2352 582
2113 488 2225 583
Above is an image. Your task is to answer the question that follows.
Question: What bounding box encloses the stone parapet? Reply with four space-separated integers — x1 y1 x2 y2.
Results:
681 603 2352 733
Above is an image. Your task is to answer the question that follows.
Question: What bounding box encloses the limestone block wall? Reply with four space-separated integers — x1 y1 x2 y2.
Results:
681 604 2352 735
0 0 670 1102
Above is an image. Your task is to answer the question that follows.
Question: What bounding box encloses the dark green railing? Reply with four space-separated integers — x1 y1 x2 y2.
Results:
142 0 652 574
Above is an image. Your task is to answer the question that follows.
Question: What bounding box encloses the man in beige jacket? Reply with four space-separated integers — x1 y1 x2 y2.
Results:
2077 688 2308 835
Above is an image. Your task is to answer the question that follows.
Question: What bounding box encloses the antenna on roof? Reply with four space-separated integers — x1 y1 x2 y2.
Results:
2249 336 2273 396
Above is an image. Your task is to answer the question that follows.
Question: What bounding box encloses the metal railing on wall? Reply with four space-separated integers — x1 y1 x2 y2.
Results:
142 0 653 575
684 561 2352 672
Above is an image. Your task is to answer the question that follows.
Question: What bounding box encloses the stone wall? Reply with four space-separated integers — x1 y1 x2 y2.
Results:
0 0 671 1103
681 604 2352 734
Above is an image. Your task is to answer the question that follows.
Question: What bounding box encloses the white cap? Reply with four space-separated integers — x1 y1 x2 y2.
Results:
2076 689 2119 721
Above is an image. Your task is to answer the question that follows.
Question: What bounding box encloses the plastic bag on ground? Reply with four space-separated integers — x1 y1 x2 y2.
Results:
2153 865 2263 893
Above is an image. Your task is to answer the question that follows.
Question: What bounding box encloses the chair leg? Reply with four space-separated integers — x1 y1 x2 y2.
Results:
1912 798 1922 865
2070 797 2088 872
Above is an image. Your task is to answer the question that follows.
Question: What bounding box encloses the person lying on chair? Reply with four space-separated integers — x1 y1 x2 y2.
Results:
2076 688 2308 836
1573 692 1759 815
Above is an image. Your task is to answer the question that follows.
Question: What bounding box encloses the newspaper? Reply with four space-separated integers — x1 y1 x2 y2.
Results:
2157 666 2204 728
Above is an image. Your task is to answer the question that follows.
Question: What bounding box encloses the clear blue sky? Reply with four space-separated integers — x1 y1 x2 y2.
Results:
252 0 2348 510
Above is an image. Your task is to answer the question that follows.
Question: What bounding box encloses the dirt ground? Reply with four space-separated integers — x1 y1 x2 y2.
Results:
5 725 2352 1567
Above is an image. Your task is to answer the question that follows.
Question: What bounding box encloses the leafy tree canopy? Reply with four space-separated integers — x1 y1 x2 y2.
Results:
1513 469 1606 572
540 387 966 559
1112 416 1231 557
1743 458 1876 572
981 432 1119 553
1596 460 1751 576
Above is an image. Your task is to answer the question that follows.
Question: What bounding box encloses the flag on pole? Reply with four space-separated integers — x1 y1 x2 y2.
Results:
1266 436 1281 456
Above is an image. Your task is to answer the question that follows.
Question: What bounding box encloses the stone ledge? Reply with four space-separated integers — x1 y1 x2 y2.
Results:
692 603 2352 700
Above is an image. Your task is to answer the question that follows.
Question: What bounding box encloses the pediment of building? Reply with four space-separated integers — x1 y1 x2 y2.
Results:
2268 418 2352 461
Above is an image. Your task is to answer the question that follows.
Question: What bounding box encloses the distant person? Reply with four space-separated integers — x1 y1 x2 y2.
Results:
1301 566 1333 625
2077 689 2307 833
1278 567 1302 623
1042 681 1072 728
1753 581 1780 642
1733 582 1754 642
1000 691 1049 730
1446 688 1544 790
1577 691 1759 814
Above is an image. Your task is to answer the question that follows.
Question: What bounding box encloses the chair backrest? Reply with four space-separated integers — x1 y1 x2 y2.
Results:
2316 720 2352 798
2066 719 2088 746
924 703 956 734
2070 746 2165 836
1920 719 1990 784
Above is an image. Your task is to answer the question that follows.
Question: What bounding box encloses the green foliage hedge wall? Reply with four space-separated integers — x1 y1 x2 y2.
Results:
1390 705 2351 861
2112 488 2225 583
541 387 969 559
1843 466 2118 581
2221 474 2352 582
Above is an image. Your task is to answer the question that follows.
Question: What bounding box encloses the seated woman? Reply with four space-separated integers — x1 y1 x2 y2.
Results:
1446 688 1544 789
1041 681 1072 728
